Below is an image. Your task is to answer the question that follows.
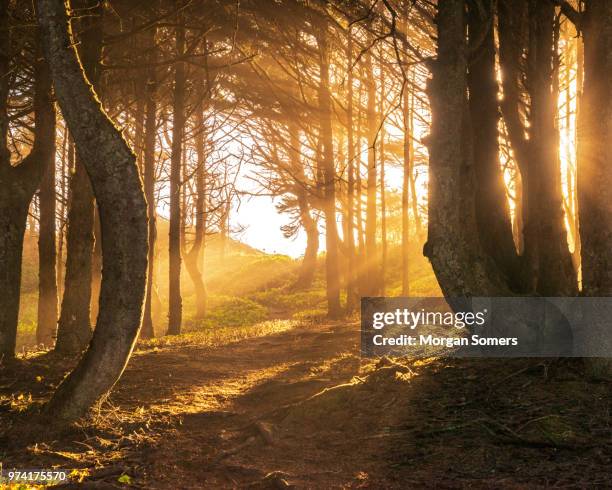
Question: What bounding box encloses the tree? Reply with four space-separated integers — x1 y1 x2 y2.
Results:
0 6 54 360
37 0 148 421
54 0 101 354
167 17 185 336
141 24 158 338
314 17 342 318
424 0 510 298
35 98 58 346
574 0 612 377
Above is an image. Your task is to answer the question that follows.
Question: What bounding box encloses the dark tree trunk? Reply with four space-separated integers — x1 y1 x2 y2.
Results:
498 0 529 252
141 26 157 339
38 0 148 421
577 0 612 377
0 202 29 360
54 0 101 354
467 0 522 291
425 0 510 297
55 160 94 353
167 20 185 335
0 22 54 360
525 0 577 296
316 24 341 318
35 46 58 347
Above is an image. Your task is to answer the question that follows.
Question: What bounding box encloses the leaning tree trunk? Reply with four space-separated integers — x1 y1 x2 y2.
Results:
0 25 54 360
37 0 148 422
54 0 101 354
467 0 522 292
577 0 612 378
424 0 510 298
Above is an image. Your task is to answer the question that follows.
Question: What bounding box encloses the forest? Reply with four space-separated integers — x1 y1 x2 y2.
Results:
0 0 610 487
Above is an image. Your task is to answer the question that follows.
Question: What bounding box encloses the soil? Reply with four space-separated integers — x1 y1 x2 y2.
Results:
0 321 610 488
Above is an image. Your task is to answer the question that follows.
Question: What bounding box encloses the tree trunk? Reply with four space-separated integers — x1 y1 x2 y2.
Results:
141 26 157 339
56 129 71 299
54 0 101 354
577 0 612 377
498 0 529 256
316 24 341 318
294 192 319 289
425 0 511 298
55 160 94 353
35 46 58 347
364 47 380 297
38 0 148 421
0 23 54 360
378 45 387 296
345 27 357 310
167 19 185 335
525 0 577 296
288 123 319 290
467 0 521 291
184 101 208 318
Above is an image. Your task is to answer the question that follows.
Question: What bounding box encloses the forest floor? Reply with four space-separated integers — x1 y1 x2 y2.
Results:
1 318 611 489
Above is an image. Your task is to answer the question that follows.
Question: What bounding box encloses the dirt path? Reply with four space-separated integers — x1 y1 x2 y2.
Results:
1 320 610 488
108 320 407 488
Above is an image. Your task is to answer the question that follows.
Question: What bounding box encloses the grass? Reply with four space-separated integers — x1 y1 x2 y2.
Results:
15 232 439 351
138 319 299 350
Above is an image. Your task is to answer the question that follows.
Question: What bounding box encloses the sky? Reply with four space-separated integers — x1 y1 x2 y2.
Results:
234 194 308 258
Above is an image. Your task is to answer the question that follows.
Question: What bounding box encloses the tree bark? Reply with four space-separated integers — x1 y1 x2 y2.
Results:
55 160 94 353
37 0 148 421
167 19 185 335
577 0 612 377
54 0 101 353
425 0 511 298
